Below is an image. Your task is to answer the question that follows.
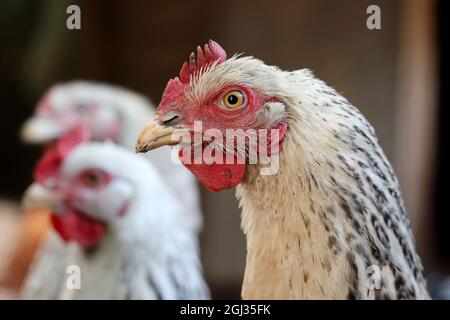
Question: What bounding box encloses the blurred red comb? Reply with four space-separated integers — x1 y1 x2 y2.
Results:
34 125 91 185
179 40 227 83
34 149 62 185
57 125 90 157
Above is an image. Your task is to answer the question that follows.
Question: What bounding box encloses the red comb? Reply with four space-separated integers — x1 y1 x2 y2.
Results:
57 125 90 157
34 149 62 185
179 40 227 83
34 125 91 185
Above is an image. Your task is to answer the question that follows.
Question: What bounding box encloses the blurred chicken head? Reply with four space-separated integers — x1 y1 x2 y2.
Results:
24 127 137 248
21 82 122 145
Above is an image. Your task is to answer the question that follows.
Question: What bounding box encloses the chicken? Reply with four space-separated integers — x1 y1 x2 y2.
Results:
136 40 429 299
21 128 209 299
19 82 203 297
21 81 201 231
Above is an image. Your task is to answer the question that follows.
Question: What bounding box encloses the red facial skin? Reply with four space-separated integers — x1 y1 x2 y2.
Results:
34 127 107 247
153 41 287 191
51 168 111 247
158 71 287 192
167 84 266 191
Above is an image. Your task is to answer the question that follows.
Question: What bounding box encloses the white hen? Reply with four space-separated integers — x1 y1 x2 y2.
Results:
22 81 201 231
21 132 209 299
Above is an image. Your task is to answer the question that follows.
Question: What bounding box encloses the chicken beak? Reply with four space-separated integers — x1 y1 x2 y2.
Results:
22 183 62 212
21 117 66 144
135 115 187 153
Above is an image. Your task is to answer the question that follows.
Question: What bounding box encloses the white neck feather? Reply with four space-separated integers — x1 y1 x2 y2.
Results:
236 84 355 299
237 131 351 299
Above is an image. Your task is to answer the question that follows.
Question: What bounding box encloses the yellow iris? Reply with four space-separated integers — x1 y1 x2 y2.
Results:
223 91 245 109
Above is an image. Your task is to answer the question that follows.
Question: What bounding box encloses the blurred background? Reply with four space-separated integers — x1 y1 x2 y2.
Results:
0 0 448 299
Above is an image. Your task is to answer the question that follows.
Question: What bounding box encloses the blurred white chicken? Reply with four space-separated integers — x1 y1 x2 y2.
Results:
21 128 209 299
21 81 201 230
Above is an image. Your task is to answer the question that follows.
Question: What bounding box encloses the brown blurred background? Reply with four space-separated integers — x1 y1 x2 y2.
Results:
0 0 448 298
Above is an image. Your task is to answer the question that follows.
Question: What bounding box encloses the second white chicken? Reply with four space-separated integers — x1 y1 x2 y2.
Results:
21 128 209 299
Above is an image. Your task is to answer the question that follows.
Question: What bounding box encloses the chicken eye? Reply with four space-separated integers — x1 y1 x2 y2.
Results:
84 173 101 187
80 169 110 188
223 91 245 109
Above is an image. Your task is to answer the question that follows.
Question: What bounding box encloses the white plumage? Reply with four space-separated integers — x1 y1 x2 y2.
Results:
136 42 429 299
22 142 209 299
21 81 206 299
22 81 202 231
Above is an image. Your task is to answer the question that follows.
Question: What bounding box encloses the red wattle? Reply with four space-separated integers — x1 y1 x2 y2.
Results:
176 122 287 192
50 209 106 247
180 148 246 192
183 162 246 192
50 213 70 242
